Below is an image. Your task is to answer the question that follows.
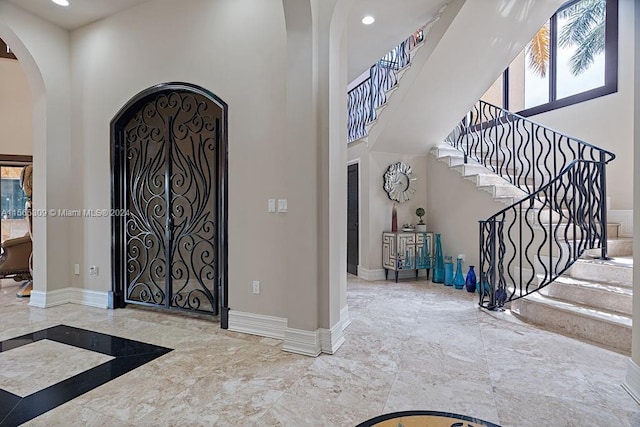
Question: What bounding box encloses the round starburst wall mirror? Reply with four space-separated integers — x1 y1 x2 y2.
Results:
383 162 416 203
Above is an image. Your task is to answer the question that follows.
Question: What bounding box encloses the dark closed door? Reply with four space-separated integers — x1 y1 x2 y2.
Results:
112 83 228 323
347 164 359 275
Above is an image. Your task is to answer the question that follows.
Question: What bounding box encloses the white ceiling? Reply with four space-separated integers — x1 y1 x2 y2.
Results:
7 0 447 82
8 0 151 30
346 0 448 81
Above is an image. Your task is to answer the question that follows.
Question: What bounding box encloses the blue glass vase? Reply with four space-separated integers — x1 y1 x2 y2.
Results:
443 256 453 286
465 265 477 293
453 257 465 289
432 234 444 283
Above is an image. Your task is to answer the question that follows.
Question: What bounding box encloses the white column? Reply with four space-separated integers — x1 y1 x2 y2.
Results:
624 0 640 403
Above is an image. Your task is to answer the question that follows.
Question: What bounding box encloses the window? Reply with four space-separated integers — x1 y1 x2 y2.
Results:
482 0 618 116
0 158 33 242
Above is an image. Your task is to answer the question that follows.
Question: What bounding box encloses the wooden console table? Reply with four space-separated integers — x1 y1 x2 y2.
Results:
382 231 433 283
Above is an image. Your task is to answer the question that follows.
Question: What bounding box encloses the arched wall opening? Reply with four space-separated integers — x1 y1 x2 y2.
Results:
0 2 73 304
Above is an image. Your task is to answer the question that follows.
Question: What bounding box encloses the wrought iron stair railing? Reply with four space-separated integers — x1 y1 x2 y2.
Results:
347 29 424 143
445 100 615 309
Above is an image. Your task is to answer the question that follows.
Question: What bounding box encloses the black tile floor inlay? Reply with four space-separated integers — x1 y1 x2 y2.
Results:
0 325 172 426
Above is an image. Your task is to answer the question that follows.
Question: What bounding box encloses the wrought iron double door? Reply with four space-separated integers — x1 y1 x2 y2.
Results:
114 87 224 315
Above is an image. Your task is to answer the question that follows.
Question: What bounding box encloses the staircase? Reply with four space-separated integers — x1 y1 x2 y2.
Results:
510 245 633 353
437 100 632 353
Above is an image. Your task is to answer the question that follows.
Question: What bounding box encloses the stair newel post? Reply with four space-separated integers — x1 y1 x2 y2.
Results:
489 218 497 310
548 181 553 278
599 151 609 260
478 220 485 307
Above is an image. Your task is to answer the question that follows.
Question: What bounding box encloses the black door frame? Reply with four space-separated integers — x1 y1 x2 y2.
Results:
347 162 359 276
110 82 229 328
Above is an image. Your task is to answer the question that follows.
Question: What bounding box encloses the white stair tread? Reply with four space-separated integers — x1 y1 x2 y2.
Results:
548 275 632 296
576 256 633 268
521 292 632 328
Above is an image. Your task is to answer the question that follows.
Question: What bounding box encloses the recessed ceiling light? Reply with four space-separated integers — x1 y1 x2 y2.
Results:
361 15 375 25
51 0 70 6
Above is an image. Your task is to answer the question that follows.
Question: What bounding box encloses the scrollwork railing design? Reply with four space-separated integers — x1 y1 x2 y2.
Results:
347 28 424 142
446 101 615 309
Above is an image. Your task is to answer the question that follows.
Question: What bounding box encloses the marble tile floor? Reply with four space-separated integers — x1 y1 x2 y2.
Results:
0 276 639 426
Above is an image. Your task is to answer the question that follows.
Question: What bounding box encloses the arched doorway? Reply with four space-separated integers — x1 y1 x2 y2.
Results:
111 82 228 327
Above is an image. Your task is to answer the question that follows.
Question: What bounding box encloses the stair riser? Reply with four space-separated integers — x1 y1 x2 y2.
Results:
452 163 520 177
541 283 632 316
527 209 570 224
585 239 632 257
533 223 619 240
437 155 465 168
568 262 633 284
479 185 527 199
511 298 631 353
470 174 535 188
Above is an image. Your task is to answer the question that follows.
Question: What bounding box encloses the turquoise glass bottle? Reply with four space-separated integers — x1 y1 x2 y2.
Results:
432 234 444 283
443 256 453 286
453 256 465 289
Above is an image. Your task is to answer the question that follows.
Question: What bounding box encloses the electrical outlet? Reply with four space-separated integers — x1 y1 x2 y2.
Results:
252 280 260 294
277 199 287 213
74 264 80 275
89 266 99 277
268 199 276 213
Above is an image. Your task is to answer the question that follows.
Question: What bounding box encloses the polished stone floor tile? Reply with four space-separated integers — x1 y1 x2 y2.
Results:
0 339 113 397
22 400 135 427
0 324 171 425
258 393 375 426
0 277 638 426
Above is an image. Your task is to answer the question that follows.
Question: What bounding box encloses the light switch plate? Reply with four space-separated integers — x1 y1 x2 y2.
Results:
277 199 287 213
268 199 276 213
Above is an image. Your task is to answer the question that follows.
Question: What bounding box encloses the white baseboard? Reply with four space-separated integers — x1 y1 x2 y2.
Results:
609 210 633 238
29 288 109 309
318 314 349 355
28 290 48 308
358 267 386 281
623 359 640 404
226 309 349 357
340 305 351 330
227 310 287 340
283 327 321 357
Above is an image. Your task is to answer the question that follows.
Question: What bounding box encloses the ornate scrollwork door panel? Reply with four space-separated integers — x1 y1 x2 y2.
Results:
113 84 226 318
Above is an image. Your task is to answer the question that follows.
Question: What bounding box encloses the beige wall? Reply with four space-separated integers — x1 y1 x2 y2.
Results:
347 142 428 274
426 155 506 271
0 1 73 296
368 152 428 269
481 51 525 112
69 0 291 319
0 57 32 155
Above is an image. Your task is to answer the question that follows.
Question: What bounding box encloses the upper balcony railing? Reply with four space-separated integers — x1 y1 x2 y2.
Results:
347 29 424 143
